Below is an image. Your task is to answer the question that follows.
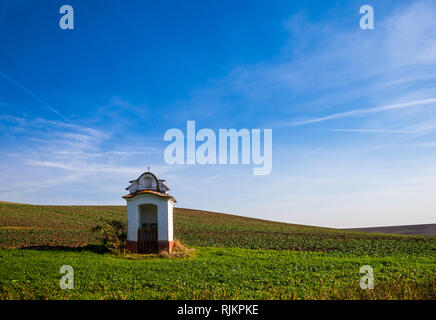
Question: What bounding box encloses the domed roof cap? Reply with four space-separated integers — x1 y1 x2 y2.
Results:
125 171 170 195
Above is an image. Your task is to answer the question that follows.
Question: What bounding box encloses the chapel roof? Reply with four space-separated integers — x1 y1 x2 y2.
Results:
122 189 176 202
123 171 175 202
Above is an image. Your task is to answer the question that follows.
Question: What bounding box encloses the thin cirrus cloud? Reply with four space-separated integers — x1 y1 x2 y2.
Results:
0 71 67 121
284 97 436 127
328 129 410 134
0 107 163 169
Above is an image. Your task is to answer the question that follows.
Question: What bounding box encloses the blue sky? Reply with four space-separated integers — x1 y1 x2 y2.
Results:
1 0 436 227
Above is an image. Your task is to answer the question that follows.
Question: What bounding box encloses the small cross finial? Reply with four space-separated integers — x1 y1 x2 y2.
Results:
147 166 150 172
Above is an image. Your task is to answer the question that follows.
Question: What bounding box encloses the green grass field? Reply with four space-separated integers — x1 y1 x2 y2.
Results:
0 202 435 299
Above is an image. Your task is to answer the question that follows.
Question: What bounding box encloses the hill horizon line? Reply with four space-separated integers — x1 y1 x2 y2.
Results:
1 200 435 236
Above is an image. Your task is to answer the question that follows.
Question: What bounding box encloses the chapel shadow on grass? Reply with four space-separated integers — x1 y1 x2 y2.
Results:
19 243 107 253
17 239 196 260
121 239 197 260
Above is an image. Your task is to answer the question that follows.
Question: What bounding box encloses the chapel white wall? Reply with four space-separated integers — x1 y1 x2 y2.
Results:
126 194 174 242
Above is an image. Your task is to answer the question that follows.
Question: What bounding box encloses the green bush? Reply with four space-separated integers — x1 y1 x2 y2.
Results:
92 220 127 254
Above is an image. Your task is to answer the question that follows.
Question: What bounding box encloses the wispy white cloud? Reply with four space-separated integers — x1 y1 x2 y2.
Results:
328 128 410 134
285 97 436 127
0 114 27 126
0 113 168 199
0 71 67 120
24 159 144 174
329 124 436 135
174 1 436 134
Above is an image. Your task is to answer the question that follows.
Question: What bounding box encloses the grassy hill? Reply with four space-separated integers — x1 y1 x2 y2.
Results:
0 202 435 299
346 223 436 236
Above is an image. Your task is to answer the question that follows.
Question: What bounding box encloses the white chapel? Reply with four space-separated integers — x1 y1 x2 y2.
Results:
123 171 176 253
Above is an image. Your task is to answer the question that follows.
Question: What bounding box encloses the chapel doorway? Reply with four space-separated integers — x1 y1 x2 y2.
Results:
138 204 158 253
